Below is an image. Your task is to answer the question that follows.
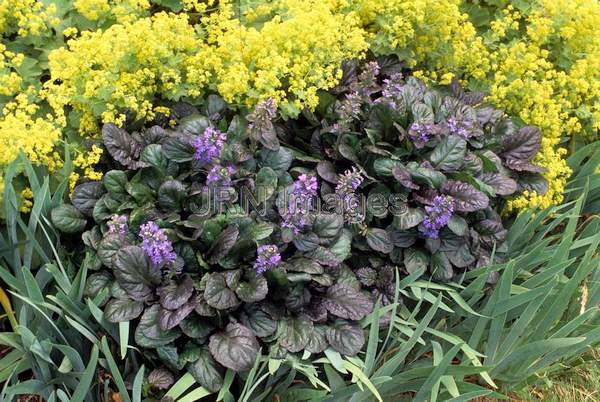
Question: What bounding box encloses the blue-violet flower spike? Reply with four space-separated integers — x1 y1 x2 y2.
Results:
206 164 236 187
139 221 177 266
193 127 227 163
420 195 454 239
254 244 281 275
281 174 318 234
108 214 128 236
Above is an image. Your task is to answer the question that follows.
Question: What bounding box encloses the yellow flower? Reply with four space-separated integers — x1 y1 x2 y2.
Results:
0 91 62 167
63 27 78 37
74 144 104 182
0 0 58 37
19 187 33 213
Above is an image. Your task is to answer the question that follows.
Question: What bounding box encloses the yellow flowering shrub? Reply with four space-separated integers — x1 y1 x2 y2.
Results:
466 1 600 211
44 12 200 135
0 89 62 167
73 0 151 23
19 187 33 213
44 0 368 135
353 0 489 80
0 44 23 97
2 0 368 207
0 0 59 37
188 0 368 114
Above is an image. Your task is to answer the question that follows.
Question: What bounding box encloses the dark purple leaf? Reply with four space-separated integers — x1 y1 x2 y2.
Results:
85 272 112 305
326 321 365 357
102 123 146 169
134 305 181 348
179 315 214 340
501 126 541 161
504 158 546 173
478 173 517 196
114 246 162 301
194 295 216 317
317 161 339 184
97 234 130 269
404 248 428 274
430 252 453 281
208 324 259 372
187 349 223 392
392 208 424 230
208 225 239 264
162 137 196 162
518 174 549 195
306 296 328 322
442 180 489 212
204 273 240 310
280 316 313 353
429 135 467 171
305 326 328 354
366 228 393 254
392 165 419 189
461 152 483 174
447 244 476 268
389 229 417 248
284 285 311 311
287 258 324 274
51 205 87 233
356 267 377 287
446 215 468 236
71 182 106 216
224 270 242 289
158 275 194 310
104 298 144 323
324 284 374 320
158 296 198 330
158 180 186 211
239 307 277 338
235 275 268 303
305 246 342 267
148 368 175 390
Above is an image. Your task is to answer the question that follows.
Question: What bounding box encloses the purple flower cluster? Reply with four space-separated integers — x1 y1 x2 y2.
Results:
420 195 454 239
336 166 363 195
253 244 281 275
409 122 435 148
247 98 276 141
139 221 177 266
293 174 318 196
193 127 227 163
378 73 404 108
206 164 236 187
381 73 404 97
282 174 318 234
248 98 276 125
356 61 380 97
448 117 473 139
342 92 362 118
336 167 364 223
330 92 362 135
107 214 128 236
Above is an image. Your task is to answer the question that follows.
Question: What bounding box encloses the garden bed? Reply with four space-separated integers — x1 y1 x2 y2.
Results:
1 1 599 401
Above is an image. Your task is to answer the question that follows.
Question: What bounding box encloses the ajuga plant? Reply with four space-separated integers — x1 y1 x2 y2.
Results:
50 58 546 395
50 97 375 395
282 59 548 282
